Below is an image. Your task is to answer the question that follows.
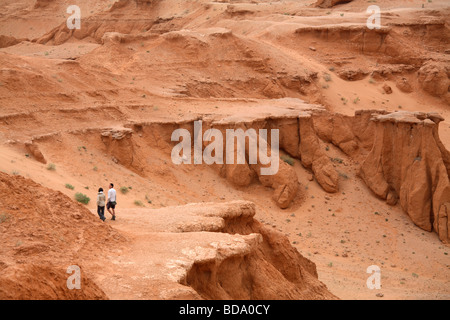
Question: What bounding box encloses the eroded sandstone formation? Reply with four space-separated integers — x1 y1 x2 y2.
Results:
315 0 353 8
0 172 336 299
107 111 340 209
94 108 450 244
310 110 450 243
129 110 448 242
359 112 450 243
24 140 47 164
418 61 450 104
18 107 450 242
118 200 337 299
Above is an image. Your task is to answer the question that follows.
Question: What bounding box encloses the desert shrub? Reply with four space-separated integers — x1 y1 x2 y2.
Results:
134 200 144 207
120 186 129 194
75 193 90 205
65 184 75 190
47 163 56 171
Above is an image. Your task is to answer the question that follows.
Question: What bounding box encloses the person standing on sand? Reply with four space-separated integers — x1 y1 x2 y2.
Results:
97 188 106 222
107 183 117 221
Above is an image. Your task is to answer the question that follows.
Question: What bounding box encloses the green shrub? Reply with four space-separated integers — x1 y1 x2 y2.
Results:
120 186 129 194
47 163 56 171
134 200 144 207
65 184 75 190
75 193 90 205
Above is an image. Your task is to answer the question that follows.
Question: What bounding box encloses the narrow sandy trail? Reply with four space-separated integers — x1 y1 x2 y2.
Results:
89 207 209 300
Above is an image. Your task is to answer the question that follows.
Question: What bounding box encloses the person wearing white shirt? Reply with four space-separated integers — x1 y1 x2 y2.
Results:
107 183 117 221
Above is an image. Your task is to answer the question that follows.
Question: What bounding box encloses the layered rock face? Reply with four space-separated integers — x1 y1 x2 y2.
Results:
101 128 144 170
310 110 450 243
116 201 337 300
112 111 340 209
297 114 339 193
315 0 353 8
359 112 450 243
25 140 47 164
418 61 450 104
19 107 449 241
96 109 450 244
183 201 335 299
199 120 301 209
